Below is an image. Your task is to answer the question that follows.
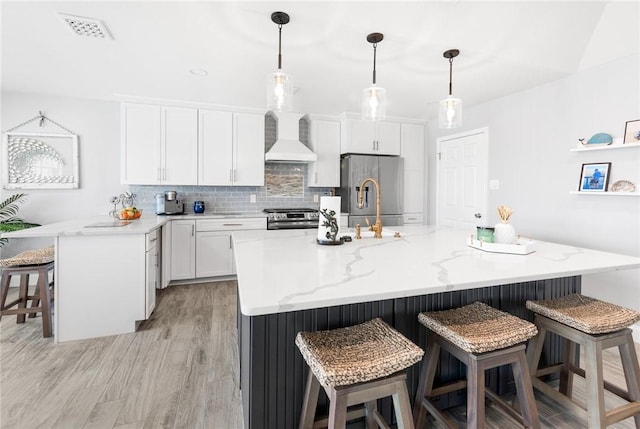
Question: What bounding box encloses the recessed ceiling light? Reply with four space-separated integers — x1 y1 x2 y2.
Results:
190 68 208 76
57 12 113 39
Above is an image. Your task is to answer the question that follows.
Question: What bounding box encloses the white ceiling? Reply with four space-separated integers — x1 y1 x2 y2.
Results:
1 1 638 119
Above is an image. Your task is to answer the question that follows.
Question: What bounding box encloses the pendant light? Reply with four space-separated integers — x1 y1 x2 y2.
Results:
267 11 293 112
362 33 386 121
439 49 462 129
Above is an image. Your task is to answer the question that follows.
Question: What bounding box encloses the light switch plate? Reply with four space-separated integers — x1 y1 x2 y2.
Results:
489 179 500 190
313 194 319 203
250 194 256 203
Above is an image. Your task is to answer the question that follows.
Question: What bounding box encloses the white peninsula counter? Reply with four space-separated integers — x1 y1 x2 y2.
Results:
233 225 640 429
2 216 169 342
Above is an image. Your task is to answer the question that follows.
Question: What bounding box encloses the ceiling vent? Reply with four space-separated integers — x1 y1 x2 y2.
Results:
57 13 113 39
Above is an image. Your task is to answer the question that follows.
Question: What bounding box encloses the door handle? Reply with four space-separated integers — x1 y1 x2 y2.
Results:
474 213 482 218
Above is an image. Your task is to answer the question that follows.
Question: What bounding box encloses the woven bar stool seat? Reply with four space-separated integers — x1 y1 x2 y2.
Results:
414 302 541 429
0 246 55 337
296 318 424 429
526 294 640 428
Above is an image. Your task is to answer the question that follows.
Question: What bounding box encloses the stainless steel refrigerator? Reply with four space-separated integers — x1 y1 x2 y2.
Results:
339 154 404 227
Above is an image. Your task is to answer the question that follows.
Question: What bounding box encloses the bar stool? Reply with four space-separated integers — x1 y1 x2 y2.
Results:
413 302 541 429
295 317 424 429
0 246 55 337
526 294 640 428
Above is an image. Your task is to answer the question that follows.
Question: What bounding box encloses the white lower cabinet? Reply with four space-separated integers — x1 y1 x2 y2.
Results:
145 229 160 318
196 231 234 277
170 217 266 281
170 220 196 280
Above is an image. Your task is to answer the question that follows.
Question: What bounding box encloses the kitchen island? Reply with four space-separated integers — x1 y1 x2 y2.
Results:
233 225 640 429
1 216 169 342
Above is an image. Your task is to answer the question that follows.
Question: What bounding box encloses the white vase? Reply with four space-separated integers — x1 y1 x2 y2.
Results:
494 223 517 244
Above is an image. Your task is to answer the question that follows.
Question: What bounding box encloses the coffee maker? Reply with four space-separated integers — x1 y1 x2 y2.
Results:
155 191 185 215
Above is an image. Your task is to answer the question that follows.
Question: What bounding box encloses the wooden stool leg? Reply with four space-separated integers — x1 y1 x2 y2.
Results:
364 401 377 429
0 271 10 320
16 274 29 323
413 335 440 428
328 389 347 429
513 350 541 429
299 369 321 429
526 322 547 378
618 333 640 428
392 379 415 429
467 358 485 429
37 269 53 338
559 337 577 397
584 339 606 429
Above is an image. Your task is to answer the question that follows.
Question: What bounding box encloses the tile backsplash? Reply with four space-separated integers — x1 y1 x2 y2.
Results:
129 163 333 214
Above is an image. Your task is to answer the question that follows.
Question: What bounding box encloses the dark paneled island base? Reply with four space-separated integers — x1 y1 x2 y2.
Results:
239 276 580 429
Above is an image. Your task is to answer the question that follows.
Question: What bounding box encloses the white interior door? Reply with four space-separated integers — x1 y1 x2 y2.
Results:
436 128 488 229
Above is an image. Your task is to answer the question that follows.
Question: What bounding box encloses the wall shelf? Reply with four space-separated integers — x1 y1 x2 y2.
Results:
569 191 639 197
570 142 640 152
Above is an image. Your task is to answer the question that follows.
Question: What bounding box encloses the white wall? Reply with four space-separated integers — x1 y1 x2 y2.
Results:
426 54 640 338
1 92 125 256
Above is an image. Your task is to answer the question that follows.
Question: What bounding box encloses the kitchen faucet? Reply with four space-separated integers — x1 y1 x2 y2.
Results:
357 177 383 238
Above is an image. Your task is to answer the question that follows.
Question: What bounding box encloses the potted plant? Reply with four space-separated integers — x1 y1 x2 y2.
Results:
0 193 40 247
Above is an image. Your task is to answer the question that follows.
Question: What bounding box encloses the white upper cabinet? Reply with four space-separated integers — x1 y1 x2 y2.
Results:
233 113 265 186
401 123 425 221
121 103 197 185
198 109 233 185
199 110 264 186
340 114 401 155
307 118 341 188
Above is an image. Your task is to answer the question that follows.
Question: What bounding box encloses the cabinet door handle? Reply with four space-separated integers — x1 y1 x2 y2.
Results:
234 169 238 182
191 225 195 236
372 140 376 150
222 223 243 227
229 235 232 249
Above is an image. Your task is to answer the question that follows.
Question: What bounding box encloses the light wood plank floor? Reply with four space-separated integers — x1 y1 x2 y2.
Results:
1 281 639 428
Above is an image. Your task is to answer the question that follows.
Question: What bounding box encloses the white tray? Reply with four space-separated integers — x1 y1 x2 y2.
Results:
466 236 536 255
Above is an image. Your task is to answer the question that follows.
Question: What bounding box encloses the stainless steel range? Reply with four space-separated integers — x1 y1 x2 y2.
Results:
263 208 319 230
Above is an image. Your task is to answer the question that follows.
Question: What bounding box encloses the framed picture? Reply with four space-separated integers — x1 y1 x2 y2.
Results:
578 162 611 192
1 132 79 189
623 119 640 144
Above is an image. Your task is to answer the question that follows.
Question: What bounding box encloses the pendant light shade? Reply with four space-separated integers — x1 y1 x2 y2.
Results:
267 12 293 112
362 33 386 121
439 49 462 129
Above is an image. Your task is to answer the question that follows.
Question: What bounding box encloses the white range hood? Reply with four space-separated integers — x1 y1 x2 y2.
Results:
265 111 317 162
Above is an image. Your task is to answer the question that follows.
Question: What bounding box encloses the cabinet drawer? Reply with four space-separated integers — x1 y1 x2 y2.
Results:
146 228 160 250
403 213 424 224
196 217 266 232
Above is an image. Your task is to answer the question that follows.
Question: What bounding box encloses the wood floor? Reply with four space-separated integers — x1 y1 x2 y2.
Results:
1 281 639 429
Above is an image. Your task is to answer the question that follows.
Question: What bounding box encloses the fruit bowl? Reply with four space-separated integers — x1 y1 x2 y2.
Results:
118 208 142 220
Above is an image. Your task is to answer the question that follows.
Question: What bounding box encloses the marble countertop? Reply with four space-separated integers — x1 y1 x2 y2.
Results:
233 225 640 316
1 213 268 239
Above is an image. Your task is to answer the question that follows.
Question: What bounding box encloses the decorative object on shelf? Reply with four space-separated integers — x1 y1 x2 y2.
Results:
623 119 640 144
578 162 611 192
494 205 517 244
439 49 462 129
362 32 386 121
582 133 613 146
317 196 342 245
476 226 495 243
610 180 636 193
266 11 293 112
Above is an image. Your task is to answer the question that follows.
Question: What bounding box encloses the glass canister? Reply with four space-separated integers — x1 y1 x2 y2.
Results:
194 201 205 213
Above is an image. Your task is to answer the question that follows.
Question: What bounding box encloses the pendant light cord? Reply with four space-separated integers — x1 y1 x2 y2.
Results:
372 42 377 85
277 24 283 70
448 57 453 96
